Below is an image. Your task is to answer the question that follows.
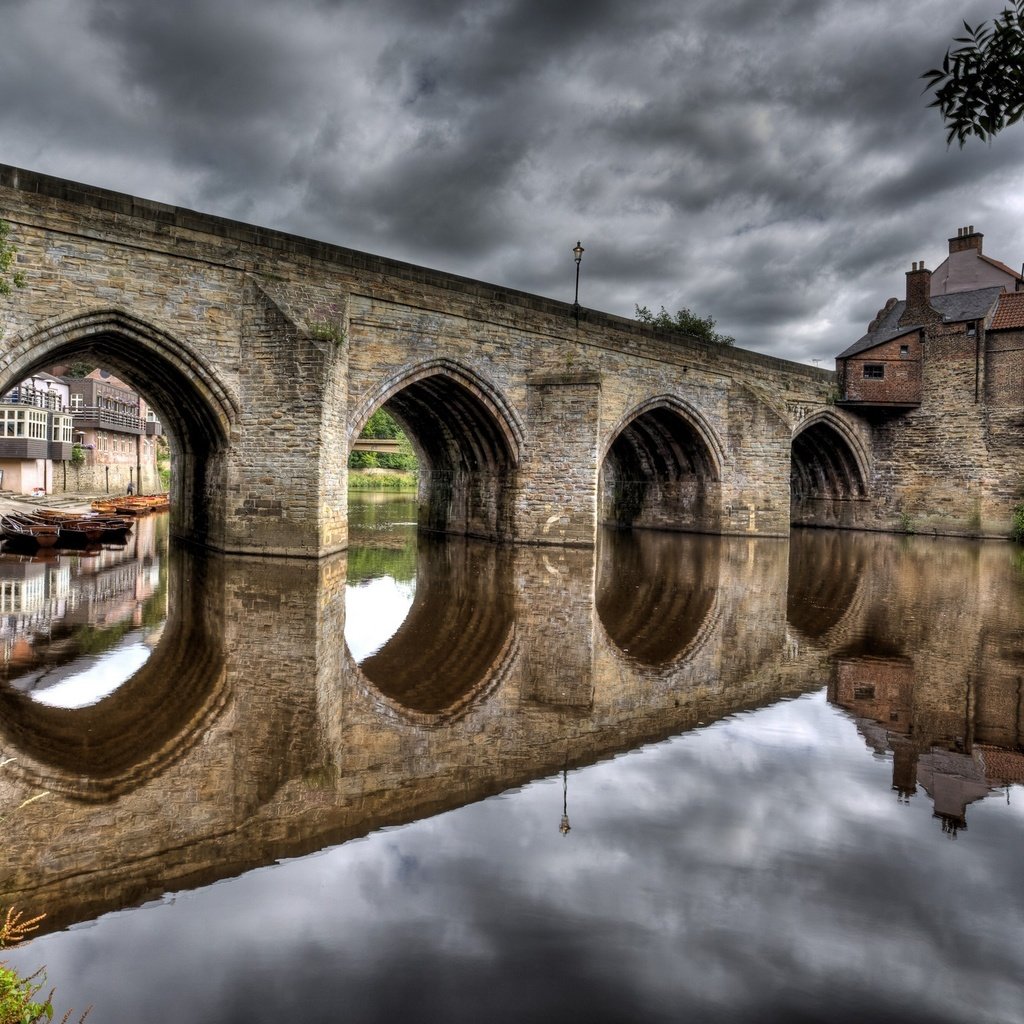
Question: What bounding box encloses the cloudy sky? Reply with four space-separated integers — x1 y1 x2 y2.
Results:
2 0 1022 365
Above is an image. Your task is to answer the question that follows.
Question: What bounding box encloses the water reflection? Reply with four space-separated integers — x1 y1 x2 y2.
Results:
0 516 228 803
596 529 720 665
2 509 1023 1022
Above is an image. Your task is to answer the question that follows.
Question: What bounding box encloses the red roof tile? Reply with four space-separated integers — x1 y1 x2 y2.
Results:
991 291 1024 330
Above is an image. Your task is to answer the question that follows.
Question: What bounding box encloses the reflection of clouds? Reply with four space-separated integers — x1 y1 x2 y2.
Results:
16 635 152 709
9 693 1024 1023
344 576 415 663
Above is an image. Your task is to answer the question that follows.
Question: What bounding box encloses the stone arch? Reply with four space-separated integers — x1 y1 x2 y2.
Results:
346 536 517 725
791 411 870 529
351 359 522 541
599 395 725 532
0 308 240 545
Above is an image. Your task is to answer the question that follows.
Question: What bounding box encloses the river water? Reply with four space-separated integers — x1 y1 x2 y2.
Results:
1 494 1023 1023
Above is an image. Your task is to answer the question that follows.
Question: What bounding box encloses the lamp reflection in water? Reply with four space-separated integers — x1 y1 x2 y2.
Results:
560 766 571 836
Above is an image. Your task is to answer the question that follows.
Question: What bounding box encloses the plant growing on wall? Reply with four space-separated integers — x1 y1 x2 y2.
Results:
1011 501 1024 541
0 221 26 297
634 304 735 346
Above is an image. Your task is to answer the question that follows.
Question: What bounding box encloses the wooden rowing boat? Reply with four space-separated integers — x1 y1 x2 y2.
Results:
0 514 60 549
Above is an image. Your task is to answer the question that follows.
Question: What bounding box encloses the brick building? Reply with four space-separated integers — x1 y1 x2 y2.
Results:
58 369 163 495
834 227 1024 537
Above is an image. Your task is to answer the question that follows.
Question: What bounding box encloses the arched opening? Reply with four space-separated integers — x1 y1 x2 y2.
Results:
599 401 722 533
0 310 237 546
790 416 868 529
352 365 520 541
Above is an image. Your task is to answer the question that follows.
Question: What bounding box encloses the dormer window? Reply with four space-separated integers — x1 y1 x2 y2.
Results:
966 321 977 337
863 364 885 379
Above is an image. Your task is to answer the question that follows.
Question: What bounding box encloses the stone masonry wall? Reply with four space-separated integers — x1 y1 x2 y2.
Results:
1 165 833 550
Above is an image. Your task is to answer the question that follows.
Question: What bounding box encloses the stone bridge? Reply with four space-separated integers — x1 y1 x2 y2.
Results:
0 166 871 557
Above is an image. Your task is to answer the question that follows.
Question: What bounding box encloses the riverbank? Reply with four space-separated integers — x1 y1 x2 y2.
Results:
0 491 121 516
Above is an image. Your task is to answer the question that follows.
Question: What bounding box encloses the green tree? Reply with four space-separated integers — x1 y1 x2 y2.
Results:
923 0 1024 145
634 304 735 346
0 220 26 297
349 407 418 472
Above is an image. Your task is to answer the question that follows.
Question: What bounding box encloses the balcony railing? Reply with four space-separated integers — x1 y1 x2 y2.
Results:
3 386 65 412
71 405 143 433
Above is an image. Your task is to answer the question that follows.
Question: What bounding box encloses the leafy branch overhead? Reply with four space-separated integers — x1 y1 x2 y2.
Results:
634 304 735 346
923 0 1024 145
0 220 27 297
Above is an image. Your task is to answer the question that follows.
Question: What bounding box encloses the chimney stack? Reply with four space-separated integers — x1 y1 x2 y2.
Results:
948 225 983 255
905 261 932 312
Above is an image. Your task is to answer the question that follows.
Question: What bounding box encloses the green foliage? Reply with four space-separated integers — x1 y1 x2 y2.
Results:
309 320 346 346
0 221 26 298
1011 501 1024 541
0 963 54 1024
156 440 171 491
898 510 916 534
61 364 92 380
634 304 735 346
69 445 85 467
923 0 1024 145
349 409 419 472
348 469 417 490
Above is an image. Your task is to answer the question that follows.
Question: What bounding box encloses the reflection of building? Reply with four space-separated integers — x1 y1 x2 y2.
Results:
0 516 164 686
830 651 1020 835
0 373 74 495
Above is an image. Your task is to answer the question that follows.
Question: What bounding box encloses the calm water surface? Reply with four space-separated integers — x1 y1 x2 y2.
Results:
2 494 1023 1023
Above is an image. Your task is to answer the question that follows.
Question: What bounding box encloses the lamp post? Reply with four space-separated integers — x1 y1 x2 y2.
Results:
572 241 584 325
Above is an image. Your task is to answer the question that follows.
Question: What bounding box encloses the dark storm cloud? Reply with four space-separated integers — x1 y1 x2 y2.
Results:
1 0 1021 363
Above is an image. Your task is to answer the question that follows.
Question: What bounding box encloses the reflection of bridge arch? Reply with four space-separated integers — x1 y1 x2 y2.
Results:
0 308 240 545
599 396 724 532
348 536 517 725
0 546 229 802
351 360 523 541
596 529 721 668
786 528 869 644
791 411 869 528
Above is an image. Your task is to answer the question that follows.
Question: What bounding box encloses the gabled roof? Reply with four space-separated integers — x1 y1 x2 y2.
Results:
933 286 1004 324
980 253 1024 285
836 286 1003 360
837 323 920 360
991 291 1024 330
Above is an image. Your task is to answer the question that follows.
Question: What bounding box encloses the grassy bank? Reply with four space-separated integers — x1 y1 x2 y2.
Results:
348 469 417 491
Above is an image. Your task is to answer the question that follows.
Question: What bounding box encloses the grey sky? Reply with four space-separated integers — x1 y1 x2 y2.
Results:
2 0 1021 365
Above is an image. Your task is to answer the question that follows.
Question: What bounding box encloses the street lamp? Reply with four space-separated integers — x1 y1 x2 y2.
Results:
572 241 584 325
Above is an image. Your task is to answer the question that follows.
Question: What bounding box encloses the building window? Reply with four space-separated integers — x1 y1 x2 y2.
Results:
899 345 909 358
70 394 83 410
863 364 885 379
966 321 977 337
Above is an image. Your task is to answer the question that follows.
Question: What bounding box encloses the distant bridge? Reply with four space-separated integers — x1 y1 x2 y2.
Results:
351 437 405 455
0 166 870 556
